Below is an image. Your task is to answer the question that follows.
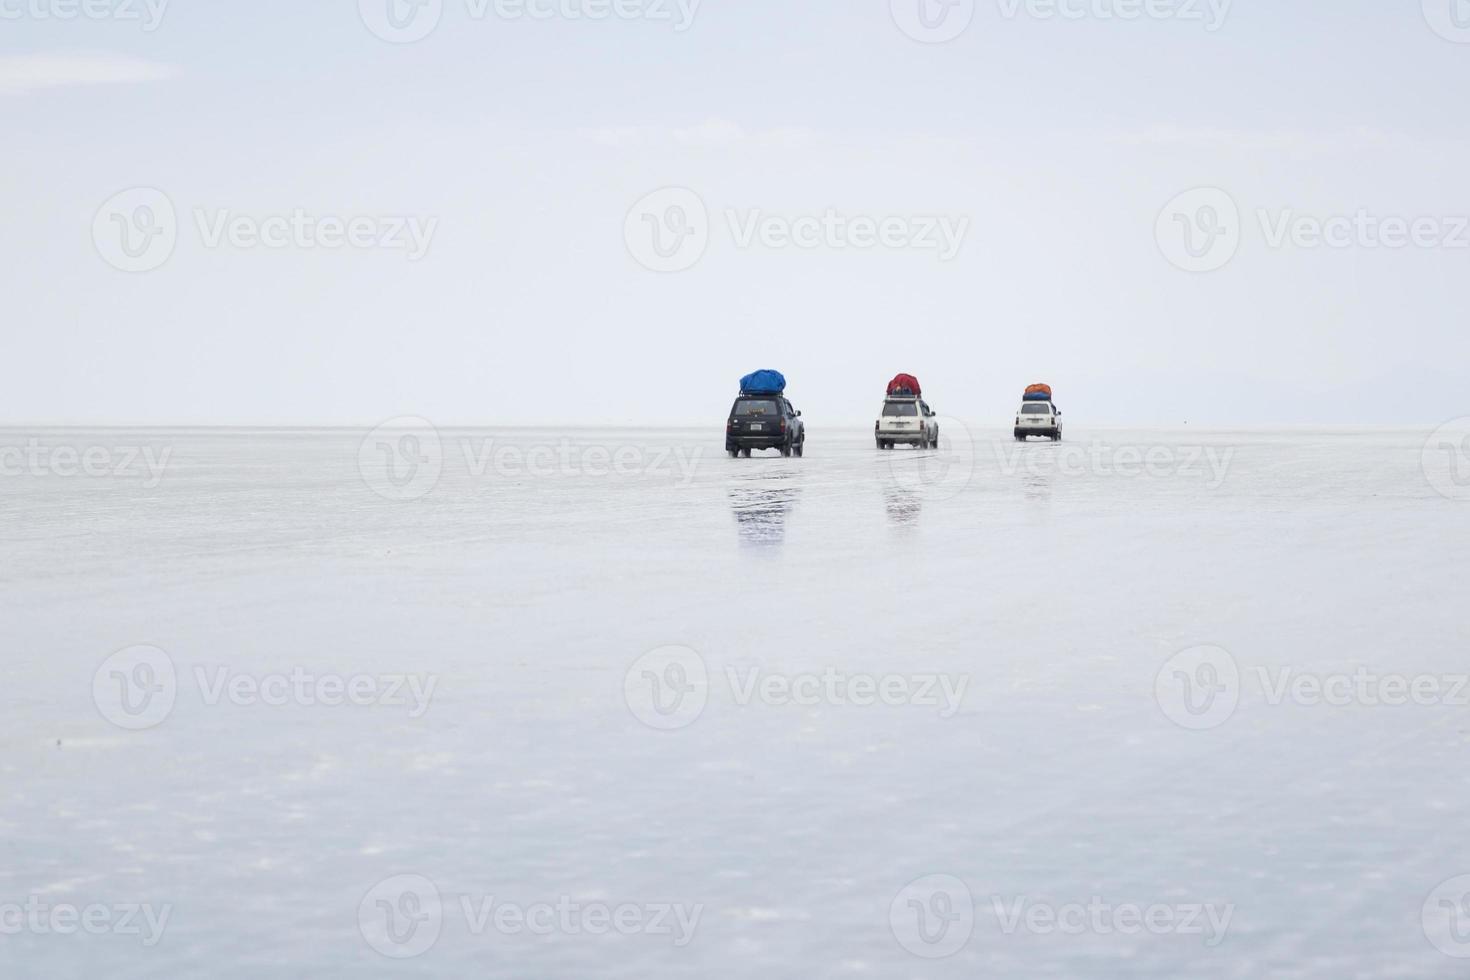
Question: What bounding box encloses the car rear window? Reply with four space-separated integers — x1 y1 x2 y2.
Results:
883 402 918 417
1021 403 1052 414
734 399 779 417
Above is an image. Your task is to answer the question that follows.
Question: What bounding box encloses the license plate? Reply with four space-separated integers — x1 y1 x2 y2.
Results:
749 423 763 432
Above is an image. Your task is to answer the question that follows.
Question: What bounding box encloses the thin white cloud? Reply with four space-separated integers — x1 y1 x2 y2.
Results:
0 52 178 96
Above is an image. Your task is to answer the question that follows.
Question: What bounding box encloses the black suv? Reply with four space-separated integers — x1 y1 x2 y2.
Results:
726 395 805 457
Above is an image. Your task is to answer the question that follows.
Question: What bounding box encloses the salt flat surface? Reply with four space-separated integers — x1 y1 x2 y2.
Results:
2 425 1468 978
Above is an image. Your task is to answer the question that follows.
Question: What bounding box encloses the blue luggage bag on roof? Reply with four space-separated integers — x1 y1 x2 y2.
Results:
740 370 787 395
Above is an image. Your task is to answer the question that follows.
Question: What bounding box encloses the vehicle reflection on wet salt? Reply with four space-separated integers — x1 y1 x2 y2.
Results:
883 485 921 527
726 468 800 547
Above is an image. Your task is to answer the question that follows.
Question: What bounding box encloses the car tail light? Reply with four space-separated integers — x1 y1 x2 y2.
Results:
779 420 787 433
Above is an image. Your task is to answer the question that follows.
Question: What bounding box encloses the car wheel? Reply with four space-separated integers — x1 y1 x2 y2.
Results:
795 439 804 458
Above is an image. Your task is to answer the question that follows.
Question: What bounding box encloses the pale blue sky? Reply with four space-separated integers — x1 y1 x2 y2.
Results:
4 1 1469 424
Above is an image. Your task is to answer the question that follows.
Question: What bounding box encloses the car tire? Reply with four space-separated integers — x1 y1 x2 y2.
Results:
795 439 804 458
